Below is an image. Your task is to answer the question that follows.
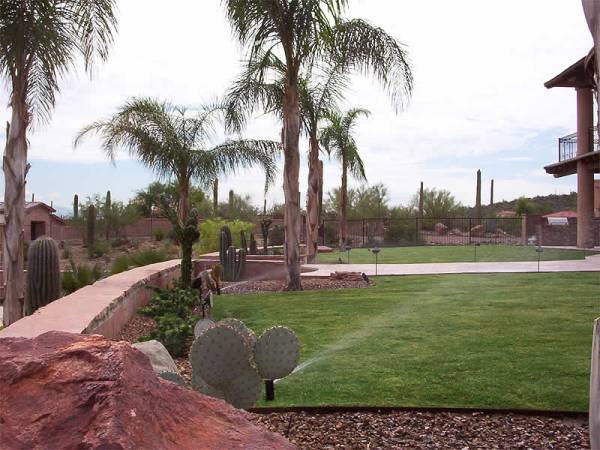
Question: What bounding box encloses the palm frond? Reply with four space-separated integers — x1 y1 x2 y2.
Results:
332 18 413 112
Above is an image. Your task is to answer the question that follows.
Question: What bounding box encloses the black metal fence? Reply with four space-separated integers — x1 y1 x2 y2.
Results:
321 217 523 248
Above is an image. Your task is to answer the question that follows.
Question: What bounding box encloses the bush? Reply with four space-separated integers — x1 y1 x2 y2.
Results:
153 228 165 242
62 260 103 295
61 245 72 260
111 237 130 248
139 286 197 357
384 220 421 246
110 249 170 275
196 219 255 253
89 240 110 258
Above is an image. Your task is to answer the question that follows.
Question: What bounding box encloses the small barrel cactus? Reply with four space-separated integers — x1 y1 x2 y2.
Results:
24 236 61 315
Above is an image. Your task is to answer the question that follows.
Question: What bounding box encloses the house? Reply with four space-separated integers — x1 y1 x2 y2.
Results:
0 202 68 243
544 50 599 248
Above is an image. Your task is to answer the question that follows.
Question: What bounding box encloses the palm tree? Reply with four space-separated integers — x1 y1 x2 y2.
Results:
223 0 413 290
226 55 349 263
75 97 280 286
0 0 118 326
321 108 370 249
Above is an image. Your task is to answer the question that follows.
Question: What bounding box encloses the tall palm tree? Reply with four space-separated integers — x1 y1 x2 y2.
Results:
226 54 349 263
75 97 280 286
223 0 413 289
0 0 118 326
321 108 370 249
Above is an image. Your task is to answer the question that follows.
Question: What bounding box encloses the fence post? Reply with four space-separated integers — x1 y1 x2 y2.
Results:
469 218 472 245
415 217 419 245
362 219 365 247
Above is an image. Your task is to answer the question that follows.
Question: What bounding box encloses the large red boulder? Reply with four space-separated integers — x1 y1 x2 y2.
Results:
0 331 294 450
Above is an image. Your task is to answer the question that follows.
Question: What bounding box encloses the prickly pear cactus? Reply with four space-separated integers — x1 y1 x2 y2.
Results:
159 371 186 387
189 325 252 386
221 367 262 409
192 373 225 400
254 326 301 380
218 318 257 348
194 318 215 339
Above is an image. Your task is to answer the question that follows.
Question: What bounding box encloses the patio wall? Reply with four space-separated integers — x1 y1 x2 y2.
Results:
0 259 185 340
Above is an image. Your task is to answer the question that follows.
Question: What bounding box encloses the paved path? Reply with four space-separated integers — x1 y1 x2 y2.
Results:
303 255 600 277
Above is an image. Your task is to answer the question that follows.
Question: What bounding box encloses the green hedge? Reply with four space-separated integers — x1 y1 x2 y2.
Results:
195 219 255 254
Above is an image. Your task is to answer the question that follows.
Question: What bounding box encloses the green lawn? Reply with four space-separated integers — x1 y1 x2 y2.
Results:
213 273 600 411
317 245 597 264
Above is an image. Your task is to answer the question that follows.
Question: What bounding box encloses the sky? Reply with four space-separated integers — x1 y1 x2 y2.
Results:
0 0 594 213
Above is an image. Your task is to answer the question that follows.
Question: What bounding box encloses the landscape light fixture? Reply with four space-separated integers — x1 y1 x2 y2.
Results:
370 247 381 276
345 245 352 264
536 245 544 273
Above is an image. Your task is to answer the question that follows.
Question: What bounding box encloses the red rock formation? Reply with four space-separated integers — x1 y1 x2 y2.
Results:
0 331 294 450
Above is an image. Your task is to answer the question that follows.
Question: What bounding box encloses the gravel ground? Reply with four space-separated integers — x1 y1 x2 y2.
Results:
249 411 589 450
222 278 370 294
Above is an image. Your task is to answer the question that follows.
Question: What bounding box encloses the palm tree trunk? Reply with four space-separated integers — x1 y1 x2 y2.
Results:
178 177 190 223
306 132 321 263
3 94 28 326
282 84 302 291
339 153 348 249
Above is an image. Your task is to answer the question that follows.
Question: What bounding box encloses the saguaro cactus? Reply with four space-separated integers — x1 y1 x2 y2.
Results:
219 226 232 266
475 170 482 221
105 190 112 239
87 204 96 249
24 236 61 315
73 194 79 218
249 232 258 255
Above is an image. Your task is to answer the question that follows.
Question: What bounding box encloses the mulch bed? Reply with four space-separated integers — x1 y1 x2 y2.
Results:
249 411 589 449
222 278 370 294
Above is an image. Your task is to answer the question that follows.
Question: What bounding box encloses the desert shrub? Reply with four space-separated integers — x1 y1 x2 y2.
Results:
110 249 170 275
196 219 255 253
139 286 197 356
153 228 165 241
62 260 103 295
111 237 130 248
384 220 421 246
61 245 72 260
89 239 110 258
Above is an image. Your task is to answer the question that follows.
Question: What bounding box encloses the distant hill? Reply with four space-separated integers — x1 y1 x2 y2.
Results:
474 192 577 217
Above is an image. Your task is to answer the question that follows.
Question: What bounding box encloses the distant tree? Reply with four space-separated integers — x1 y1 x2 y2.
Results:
104 202 140 238
321 108 370 248
324 184 389 219
515 197 536 216
410 188 463 218
216 192 259 221
134 181 180 216
0 0 118 326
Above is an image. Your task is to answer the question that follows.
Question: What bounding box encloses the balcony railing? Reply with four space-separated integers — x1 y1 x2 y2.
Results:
558 126 599 162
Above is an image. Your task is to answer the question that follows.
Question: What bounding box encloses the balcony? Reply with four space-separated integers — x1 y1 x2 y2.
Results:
558 127 599 162
545 127 600 178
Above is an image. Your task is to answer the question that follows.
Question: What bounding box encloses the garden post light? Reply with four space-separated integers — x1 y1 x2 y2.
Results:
536 246 544 273
345 245 352 264
371 247 381 276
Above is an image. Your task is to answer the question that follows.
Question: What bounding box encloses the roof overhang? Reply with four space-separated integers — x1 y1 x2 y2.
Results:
545 49 596 89
544 150 600 177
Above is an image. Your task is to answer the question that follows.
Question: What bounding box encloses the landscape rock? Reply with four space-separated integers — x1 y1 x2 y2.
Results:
0 331 294 450
132 339 179 374
434 223 449 235
470 224 485 237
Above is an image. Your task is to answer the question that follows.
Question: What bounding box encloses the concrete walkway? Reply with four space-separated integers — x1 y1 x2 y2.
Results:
303 254 600 277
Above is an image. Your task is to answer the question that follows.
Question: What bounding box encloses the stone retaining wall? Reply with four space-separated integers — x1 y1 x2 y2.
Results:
0 260 184 340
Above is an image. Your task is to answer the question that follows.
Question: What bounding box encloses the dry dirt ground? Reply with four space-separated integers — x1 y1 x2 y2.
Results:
58 238 177 272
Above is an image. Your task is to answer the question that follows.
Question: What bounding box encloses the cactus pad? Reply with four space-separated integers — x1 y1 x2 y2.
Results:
158 371 186 387
192 373 225 400
218 318 257 348
194 318 216 339
254 326 300 380
189 325 252 386
221 367 262 410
